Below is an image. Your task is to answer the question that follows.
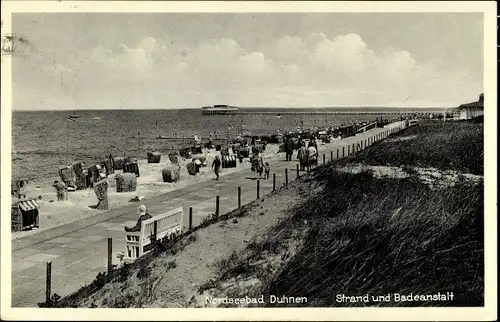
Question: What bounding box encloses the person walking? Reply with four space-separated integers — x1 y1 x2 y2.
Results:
52 180 67 201
251 153 261 179
309 137 318 151
264 162 270 179
257 154 264 178
307 143 317 170
298 142 308 171
286 136 294 161
212 155 221 180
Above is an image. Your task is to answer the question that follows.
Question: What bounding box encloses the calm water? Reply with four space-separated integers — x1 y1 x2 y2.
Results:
11 107 438 181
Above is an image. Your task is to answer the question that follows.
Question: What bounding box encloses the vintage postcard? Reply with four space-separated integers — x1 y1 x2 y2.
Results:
1 1 497 321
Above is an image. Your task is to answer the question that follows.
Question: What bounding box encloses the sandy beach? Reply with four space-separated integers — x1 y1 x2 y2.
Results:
12 145 281 240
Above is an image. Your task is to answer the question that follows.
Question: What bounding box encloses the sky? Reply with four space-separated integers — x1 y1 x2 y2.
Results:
11 13 484 110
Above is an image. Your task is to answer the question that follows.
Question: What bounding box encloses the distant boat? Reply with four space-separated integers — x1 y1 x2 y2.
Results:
93 117 104 120
68 115 80 119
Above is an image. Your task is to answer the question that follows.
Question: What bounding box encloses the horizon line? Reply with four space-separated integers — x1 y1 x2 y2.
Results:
12 106 456 112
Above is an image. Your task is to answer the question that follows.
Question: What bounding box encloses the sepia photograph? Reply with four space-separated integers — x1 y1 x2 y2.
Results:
1 1 496 321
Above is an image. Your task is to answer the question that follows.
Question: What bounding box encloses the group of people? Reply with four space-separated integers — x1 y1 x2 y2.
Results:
284 135 318 171
297 139 318 171
250 153 270 179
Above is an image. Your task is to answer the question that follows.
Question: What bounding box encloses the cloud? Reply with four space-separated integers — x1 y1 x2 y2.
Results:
13 32 482 110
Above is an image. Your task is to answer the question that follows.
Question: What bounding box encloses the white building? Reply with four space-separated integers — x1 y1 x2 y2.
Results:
453 94 484 120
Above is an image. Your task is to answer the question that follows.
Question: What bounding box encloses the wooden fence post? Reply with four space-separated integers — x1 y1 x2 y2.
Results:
342 146 345 158
215 196 220 218
189 207 193 230
285 168 288 186
330 150 333 162
348 145 350 155
238 187 241 209
296 164 299 177
337 149 339 159
323 154 325 165
107 237 112 281
257 180 260 199
153 221 158 243
272 174 276 192
46 261 52 304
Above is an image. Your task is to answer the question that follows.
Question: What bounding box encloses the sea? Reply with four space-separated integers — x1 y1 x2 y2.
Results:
11 107 442 182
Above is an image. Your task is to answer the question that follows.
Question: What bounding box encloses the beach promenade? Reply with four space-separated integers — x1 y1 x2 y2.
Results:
11 121 405 307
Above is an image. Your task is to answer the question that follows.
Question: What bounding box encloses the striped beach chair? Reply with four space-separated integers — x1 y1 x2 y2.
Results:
222 155 237 168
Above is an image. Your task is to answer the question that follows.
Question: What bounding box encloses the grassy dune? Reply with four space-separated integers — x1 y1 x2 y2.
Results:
258 170 483 306
346 121 483 175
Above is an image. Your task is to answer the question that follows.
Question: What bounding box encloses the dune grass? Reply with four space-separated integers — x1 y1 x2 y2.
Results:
259 169 483 307
344 120 484 175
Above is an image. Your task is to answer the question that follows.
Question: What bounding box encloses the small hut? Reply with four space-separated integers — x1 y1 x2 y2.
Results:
123 161 140 177
162 165 181 183
115 173 137 192
168 151 180 164
87 164 106 187
179 148 192 159
192 144 203 155
238 146 250 158
11 197 40 232
102 154 115 175
73 162 84 177
93 178 109 210
58 166 76 189
186 161 197 176
73 162 87 190
220 146 230 157
222 155 237 168
147 151 161 163
11 178 31 197
114 156 127 170
231 143 241 154
191 154 207 166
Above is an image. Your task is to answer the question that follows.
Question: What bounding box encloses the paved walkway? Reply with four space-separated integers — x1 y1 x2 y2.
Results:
11 121 405 307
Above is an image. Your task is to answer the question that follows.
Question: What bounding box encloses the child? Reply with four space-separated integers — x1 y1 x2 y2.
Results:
264 162 270 180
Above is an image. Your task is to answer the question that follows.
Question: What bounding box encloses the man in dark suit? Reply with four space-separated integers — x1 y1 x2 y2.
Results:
124 204 152 232
285 136 294 161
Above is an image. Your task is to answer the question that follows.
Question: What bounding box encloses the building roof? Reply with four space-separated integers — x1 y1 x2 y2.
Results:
456 94 484 110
